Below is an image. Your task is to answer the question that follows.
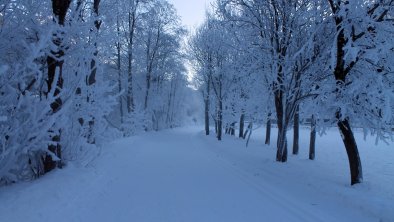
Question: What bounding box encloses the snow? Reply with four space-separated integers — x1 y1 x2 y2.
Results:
0 65 8 75
0 116 6 122
0 126 393 222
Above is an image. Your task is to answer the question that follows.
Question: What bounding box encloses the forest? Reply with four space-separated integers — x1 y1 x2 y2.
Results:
0 0 393 221
0 0 192 184
0 0 393 189
189 0 394 186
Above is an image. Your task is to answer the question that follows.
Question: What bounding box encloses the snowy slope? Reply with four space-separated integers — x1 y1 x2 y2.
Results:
0 126 393 222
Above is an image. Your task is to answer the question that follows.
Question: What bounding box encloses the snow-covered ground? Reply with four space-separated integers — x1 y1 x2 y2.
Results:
0 126 393 222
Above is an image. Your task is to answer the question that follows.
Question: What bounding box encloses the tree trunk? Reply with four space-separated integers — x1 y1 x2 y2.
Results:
44 0 71 173
215 75 223 141
275 90 287 162
127 53 134 113
204 96 210 135
230 122 235 136
165 79 175 128
239 113 245 139
85 0 101 145
127 8 137 113
331 13 363 185
309 115 316 160
245 122 253 147
217 100 223 141
205 76 211 135
204 98 210 135
292 107 299 155
265 112 271 145
214 118 218 135
126 1 141 113
144 69 151 110
89 0 101 86
276 124 288 162
144 45 154 111
116 16 124 124
274 61 287 161
337 115 363 185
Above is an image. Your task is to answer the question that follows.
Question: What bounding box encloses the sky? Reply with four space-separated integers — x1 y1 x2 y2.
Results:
167 0 215 81
168 0 214 30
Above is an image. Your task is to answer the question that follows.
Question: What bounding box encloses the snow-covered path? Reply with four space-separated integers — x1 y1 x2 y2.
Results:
0 127 393 222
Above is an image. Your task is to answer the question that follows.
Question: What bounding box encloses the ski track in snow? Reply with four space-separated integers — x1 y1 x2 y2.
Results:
189 133 329 222
0 126 393 222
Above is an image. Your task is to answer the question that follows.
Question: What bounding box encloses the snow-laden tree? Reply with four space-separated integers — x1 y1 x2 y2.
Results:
134 0 188 131
212 0 394 185
189 14 232 140
189 10 266 141
216 0 327 161
317 0 394 185
0 0 56 182
101 0 189 134
0 0 116 184
188 19 214 136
